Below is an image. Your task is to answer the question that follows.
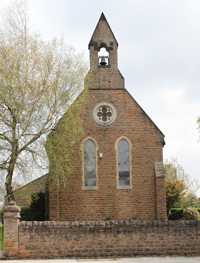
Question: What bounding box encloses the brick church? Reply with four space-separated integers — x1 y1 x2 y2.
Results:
15 13 167 221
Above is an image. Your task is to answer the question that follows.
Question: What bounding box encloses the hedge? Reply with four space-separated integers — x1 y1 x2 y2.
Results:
168 208 184 220
20 192 48 221
0 224 3 250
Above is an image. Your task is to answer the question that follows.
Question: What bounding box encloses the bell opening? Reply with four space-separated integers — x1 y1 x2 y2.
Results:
98 47 109 67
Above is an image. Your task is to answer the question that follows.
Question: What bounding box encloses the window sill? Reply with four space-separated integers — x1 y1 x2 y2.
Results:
117 186 132 190
82 186 98 191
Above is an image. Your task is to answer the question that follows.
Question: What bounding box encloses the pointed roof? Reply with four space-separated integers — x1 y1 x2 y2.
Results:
88 12 118 48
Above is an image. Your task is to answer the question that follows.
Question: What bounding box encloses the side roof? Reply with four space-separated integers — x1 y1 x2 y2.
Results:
14 174 48 207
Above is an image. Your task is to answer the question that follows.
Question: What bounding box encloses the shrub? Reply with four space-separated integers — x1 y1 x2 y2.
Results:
168 208 184 220
0 224 3 250
20 207 34 221
20 192 48 221
183 208 199 220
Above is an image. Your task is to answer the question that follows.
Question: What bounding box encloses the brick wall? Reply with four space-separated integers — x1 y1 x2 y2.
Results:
15 220 200 258
47 13 167 221
47 89 167 221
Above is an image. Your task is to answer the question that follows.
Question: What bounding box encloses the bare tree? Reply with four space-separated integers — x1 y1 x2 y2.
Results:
0 1 87 202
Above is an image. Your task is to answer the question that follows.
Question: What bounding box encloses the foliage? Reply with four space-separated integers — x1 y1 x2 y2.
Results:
46 88 88 188
168 208 184 220
183 208 199 221
0 224 3 250
164 159 200 215
0 1 87 202
164 160 187 214
181 192 200 209
168 207 200 220
20 192 47 221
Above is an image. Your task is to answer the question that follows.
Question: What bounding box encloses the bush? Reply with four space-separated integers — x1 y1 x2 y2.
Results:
183 208 199 220
20 207 34 221
0 224 3 250
168 208 184 220
197 208 200 214
20 192 48 221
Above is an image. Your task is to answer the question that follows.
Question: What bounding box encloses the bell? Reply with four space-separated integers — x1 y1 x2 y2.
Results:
99 56 107 66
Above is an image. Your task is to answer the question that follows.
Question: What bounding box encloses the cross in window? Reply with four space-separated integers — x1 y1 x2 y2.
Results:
97 105 112 122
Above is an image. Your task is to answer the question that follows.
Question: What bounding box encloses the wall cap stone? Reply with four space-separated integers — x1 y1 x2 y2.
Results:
19 219 200 229
4 201 21 218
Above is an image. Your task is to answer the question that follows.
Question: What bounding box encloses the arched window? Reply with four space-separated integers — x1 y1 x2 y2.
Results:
83 138 97 188
117 138 131 188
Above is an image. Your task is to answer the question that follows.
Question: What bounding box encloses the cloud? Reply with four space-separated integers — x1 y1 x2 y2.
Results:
28 0 200 195
2 0 200 194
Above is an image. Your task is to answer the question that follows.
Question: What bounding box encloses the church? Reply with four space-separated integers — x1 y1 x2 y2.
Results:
14 13 167 221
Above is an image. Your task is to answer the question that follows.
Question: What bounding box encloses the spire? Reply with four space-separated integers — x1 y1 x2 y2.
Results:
88 12 118 49
85 13 124 90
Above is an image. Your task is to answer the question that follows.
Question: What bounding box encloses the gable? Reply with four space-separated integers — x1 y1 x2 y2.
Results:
58 88 165 145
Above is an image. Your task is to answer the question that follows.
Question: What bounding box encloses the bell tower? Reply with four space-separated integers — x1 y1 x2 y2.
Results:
85 13 124 90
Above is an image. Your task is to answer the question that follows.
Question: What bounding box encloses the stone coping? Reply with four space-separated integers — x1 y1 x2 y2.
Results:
19 219 200 227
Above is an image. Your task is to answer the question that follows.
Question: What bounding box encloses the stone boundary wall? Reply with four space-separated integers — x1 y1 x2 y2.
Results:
15 220 200 258
3 204 200 258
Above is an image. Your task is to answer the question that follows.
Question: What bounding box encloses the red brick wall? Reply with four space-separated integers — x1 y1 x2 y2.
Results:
17 220 200 258
47 89 166 221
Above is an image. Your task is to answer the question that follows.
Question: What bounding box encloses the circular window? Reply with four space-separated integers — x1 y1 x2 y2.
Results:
93 102 117 126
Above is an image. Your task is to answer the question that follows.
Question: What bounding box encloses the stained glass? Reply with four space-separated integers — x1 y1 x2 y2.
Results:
84 139 96 187
117 139 130 187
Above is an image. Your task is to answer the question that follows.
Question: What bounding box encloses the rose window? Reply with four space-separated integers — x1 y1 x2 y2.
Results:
93 103 117 126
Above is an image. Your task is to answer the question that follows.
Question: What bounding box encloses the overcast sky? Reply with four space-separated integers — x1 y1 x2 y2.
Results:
1 0 200 194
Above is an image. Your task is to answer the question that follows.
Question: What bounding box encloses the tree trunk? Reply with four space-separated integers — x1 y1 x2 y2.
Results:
5 145 18 204
5 175 15 204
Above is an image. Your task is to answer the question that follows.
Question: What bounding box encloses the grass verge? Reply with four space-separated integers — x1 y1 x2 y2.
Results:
0 224 3 250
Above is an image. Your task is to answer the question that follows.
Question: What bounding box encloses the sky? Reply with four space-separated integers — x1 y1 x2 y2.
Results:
0 0 199 194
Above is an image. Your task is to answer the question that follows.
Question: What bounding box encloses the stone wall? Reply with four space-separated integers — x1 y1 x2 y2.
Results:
5 218 200 258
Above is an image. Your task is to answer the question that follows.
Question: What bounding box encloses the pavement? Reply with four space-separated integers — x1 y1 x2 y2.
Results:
0 258 200 263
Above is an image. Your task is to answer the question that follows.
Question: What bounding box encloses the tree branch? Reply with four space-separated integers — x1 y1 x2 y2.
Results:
0 132 12 144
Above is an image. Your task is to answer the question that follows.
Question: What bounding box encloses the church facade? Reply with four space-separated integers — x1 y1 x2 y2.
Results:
46 13 167 221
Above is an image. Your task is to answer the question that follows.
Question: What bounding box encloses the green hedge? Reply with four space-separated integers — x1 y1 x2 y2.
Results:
169 207 200 220
0 225 3 250
168 208 184 220
183 208 199 220
20 192 48 221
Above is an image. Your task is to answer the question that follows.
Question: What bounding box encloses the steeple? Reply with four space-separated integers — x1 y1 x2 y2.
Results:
85 13 124 90
88 12 118 49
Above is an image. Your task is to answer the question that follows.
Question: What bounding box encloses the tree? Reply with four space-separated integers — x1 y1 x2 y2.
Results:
164 159 200 214
0 1 87 202
164 160 187 214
